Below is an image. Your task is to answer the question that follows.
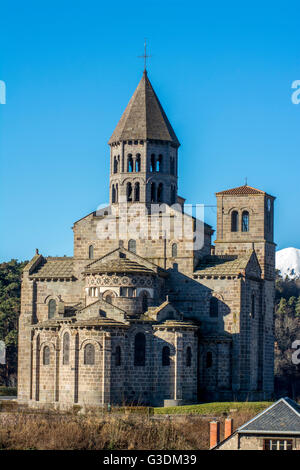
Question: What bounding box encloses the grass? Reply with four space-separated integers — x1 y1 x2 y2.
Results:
154 401 273 415
0 387 17 396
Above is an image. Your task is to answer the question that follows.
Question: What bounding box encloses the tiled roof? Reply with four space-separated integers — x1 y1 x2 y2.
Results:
216 185 266 196
108 71 180 146
30 257 74 279
194 254 251 276
85 257 155 275
33 317 128 329
239 398 300 434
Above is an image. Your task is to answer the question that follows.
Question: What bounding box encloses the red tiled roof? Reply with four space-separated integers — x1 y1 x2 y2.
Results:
216 185 266 196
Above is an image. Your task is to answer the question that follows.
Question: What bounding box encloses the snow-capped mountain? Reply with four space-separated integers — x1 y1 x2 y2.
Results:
276 247 300 279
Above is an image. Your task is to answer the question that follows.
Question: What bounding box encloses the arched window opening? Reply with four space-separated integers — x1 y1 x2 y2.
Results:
171 243 177 257
151 182 156 202
209 297 219 318
171 185 176 204
105 295 112 304
140 291 149 313
115 346 122 366
170 157 175 175
127 182 132 202
157 183 163 202
150 154 156 172
48 299 56 319
251 293 255 318
99 309 106 317
116 183 118 203
43 346 50 365
242 211 249 232
134 332 146 366
63 332 70 365
128 239 136 253
231 211 238 232
206 351 213 368
127 154 133 172
162 346 170 366
135 154 141 172
89 245 94 260
112 185 116 203
186 346 192 367
113 156 118 173
134 182 140 202
84 343 95 365
158 154 163 172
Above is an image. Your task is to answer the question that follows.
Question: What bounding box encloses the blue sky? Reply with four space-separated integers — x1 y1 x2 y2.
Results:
0 0 300 262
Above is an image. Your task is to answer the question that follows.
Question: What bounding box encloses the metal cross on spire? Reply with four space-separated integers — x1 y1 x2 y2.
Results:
138 39 151 72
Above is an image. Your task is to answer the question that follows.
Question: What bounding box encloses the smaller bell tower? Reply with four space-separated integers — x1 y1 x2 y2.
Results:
214 185 276 280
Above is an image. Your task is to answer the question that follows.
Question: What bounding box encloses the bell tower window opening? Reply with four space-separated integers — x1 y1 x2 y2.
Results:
89 245 94 260
242 211 249 232
112 185 116 203
127 155 133 172
157 183 163 202
162 346 170 366
134 332 146 366
127 182 132 202
151 182 156 202
135 154 141 172
128 239 136 253
134 182 140 201
48 299 56 319
150 154 156 172
231 211 238 232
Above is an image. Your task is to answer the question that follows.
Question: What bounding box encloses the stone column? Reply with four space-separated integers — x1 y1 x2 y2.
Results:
102 332 111 405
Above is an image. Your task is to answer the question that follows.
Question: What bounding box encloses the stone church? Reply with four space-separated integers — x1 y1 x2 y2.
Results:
18 70 276 409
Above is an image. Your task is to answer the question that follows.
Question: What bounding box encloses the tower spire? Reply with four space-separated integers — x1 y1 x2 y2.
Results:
138 39 151 72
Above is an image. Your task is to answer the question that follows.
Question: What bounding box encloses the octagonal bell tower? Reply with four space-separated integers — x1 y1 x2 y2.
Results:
108 71 180 207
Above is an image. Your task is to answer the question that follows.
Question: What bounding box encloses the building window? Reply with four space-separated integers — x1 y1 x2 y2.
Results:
135 154 141 172
127 154 133 172
151 182 156 202
171 243 177 257
113 156 118 173
242 211 249 232
171 185 176 204
43 346 50 365
162 346 170 366
157 183 163 202
158 154 163 172
209 297 219 317
128 239 136 253
63 332 70 365
150 154 155 172
206 351 213 368
134 182 140 202
112 185 116 203
140 291 149 312
231 211 238 232
264 439 293 451
99 309 106 317
251 293 255 318
104 294 112 304
48 299 56 319
134 332 146 366
115 346 122 366
84 344 95 365
127 182 132 202
89 245 94 260
186 346 192 367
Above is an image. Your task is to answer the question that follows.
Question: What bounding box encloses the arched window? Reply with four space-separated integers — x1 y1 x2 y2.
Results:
89 245 94 260
140 291 149 312
135 154 141 172
242 211 249 232
112 185 116 203
171 243 177 257
251 293 255 318
63 332 70 365
186 346 192 367
43 346 50 365
151 182 156 202
157 183 163 202
162 346 170 366
128 239 136 253
206 351 213 368
84 344 95 365
127 182 132 202
48 299 56 319
231 211 238 232
113 156 118 173
134 332 146 366
150 154 156 172
116 183 118 203
170 157 175 175
158 154 163 172
134 182 140 201
171 185 176 204
127 154 133 172
115 346 121 366
105 295 112 304
209 297 219 318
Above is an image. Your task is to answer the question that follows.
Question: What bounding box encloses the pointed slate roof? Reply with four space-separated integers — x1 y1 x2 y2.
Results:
238 397 300 434
108 71 180 146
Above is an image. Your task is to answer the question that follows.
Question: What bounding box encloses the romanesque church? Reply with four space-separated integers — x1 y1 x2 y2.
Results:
18 70 276 409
